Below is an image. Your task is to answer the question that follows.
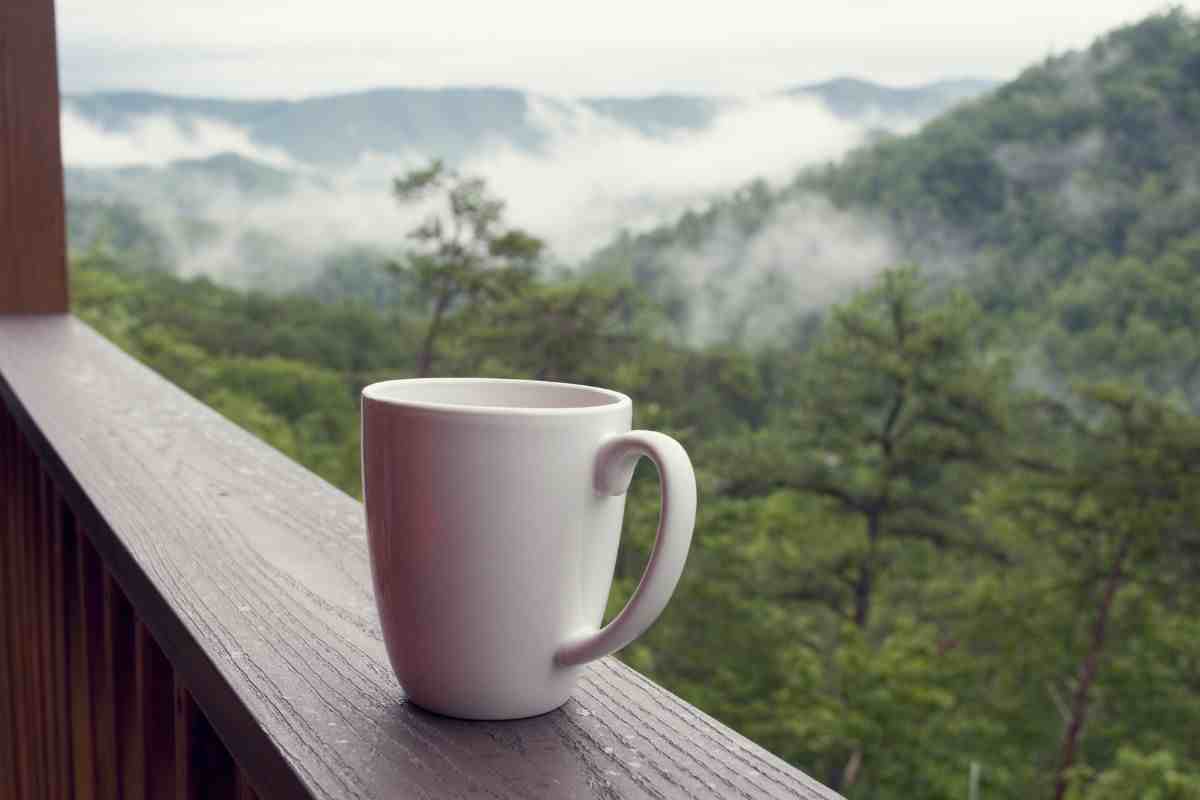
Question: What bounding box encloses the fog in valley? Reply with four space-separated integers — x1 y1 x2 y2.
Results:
61 85 955 316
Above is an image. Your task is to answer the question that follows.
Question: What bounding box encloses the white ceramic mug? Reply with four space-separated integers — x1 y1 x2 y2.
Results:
361 378 696 720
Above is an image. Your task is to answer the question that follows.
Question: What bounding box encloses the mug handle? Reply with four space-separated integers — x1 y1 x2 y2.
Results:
555 430 697 667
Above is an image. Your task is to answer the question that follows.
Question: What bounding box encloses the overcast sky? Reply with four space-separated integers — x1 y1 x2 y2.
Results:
58 0 1198 99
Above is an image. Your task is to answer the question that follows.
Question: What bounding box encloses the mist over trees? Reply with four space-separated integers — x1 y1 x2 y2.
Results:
68 9 1200 799
61 77 988 305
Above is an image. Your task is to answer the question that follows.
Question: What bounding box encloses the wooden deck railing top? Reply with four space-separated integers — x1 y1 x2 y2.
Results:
0 314 841 800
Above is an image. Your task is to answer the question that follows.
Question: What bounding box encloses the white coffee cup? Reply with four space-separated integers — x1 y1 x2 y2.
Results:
361 378 696 719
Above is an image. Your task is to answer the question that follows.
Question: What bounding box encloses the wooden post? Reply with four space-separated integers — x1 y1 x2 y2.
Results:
0 0 69 313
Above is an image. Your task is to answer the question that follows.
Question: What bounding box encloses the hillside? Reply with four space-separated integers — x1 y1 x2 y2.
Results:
66 87 559 166
63 77 993 168
585 10 1200 405
64 152 346 291
786 76 997 120
67 151 301 202
60 75 996 295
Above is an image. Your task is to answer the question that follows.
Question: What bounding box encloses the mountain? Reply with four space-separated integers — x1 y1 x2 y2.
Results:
65 151 344 290
59 75 997 296
65 87 542 167
66 151 301 201
64 88 722 167
786 76 998 120
62 78 993 168
578 94 725 136
585 10 1200 399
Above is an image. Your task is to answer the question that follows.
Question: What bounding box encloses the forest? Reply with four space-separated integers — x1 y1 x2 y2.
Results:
70 10 1200 800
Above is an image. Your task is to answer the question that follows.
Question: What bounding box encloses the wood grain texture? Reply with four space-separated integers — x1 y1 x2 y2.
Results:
0 315 842 800
0 0 69 313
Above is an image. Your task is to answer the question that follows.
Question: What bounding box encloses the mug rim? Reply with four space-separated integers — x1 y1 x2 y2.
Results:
361 377 632 416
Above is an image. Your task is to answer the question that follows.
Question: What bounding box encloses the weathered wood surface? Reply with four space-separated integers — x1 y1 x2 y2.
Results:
0 0 70 313
0 314 841 800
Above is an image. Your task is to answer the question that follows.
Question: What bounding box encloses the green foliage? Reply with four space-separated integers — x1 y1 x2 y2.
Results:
584 10 1200 388
975 385 1200 797
456 280 641 383
722 267 1012 626
70 255 404 495
66 198 177 273
1041 236 1200 409
73 240 1200 798
389 159 544 376
1067 748 1200 800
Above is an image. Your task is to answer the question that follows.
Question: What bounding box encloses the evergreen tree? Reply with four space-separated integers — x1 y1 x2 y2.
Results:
979 384 1200 799
726 266 1012 628
390 159 544 376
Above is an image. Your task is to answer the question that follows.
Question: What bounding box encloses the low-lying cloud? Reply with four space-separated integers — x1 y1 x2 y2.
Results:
61 108 295 169
659 195 901 345
62 93 916 337
462 94 884 260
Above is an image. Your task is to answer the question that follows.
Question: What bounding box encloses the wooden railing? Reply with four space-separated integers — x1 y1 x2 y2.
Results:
0 316 843 800
2 396 235 799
